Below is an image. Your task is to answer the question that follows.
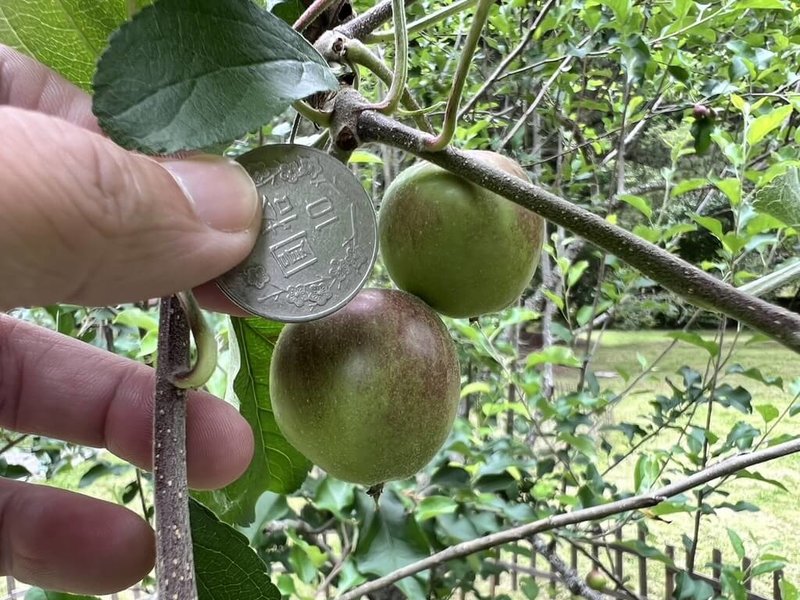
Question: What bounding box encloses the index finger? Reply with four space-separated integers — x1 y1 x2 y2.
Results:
0 45 100 132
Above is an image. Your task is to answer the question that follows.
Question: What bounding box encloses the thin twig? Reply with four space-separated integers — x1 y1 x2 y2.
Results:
459 0 557 117
337 437 800 600
531 536 604 600
0 434 27 456
136 468 152 526
499 35 592 148
337 0 417 40
367 0 477 43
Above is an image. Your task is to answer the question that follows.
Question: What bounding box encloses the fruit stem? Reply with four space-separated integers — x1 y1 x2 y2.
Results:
316 30 432 132
363 0 408 116
170 291 217 390
154 295 198 600
424 0 494 151
293 100 334 128
348 40 432 132
366 0 477 44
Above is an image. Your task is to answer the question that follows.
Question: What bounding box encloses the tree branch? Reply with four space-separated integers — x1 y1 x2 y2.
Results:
336 437 800 600
350 104 800 352
531 536 604 600
154 295 197 600
337 0 416 40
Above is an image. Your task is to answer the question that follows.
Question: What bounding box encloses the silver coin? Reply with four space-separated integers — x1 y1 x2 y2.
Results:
215 144 377 322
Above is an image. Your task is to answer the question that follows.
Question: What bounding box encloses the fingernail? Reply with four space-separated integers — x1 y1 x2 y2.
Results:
162 155 259 232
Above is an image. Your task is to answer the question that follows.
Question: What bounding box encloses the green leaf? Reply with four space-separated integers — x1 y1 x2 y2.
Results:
25 590 99 600
672 178 708 197
726 363 783 388
266 0 304 23
754 167 800 226
354 491 429 599
190 499 280 600
667 332 719 356
527 346 581 368
691 118 715 154
781 579 799 600
692 215 725 241
633 454 660 492
78 461 130 488
713 384 753 414
738 0 787 6
727 528 745 560
734 469 788 491
93 0 338 154
714 178 742 206
314 476 355 519
620 194 653 218
113 307 159 331
720 568 747 600
600 0 630 23
674 571 714 600
349 150 384 164
460 381 493 397
747 105 793 145
558 433 596 459
194 317 310 526
0 0 129 91
751 560 786 577
416 496 459 521
567 260 589 288
755 404 779 424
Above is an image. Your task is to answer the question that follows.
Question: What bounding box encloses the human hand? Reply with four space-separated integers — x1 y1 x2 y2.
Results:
0 46 261 594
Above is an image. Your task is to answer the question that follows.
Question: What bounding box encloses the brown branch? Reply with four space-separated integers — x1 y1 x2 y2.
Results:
349 104 800 352
336 437 800 600
531 536 604 600
154 295 197 600
337 0 416 40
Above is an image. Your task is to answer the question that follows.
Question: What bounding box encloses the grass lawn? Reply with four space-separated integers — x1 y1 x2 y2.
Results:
557 329 800 597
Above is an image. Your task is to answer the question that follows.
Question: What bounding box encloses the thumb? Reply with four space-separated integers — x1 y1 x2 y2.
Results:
0 107 261 309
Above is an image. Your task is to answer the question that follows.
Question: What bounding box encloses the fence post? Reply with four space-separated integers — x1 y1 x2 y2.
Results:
775 570 784 600
665 545 675 600
571 543 579 572
743 557 752 592
615 529 624 581
712 548 722 581
638 526 648 600
511 544 519 591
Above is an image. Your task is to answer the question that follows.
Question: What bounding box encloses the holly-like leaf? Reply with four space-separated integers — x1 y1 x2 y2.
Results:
194 317 310 526
92 0 338 154
354 490 430 599
0 0 133 91
190 499 280 600
754 167 800 226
